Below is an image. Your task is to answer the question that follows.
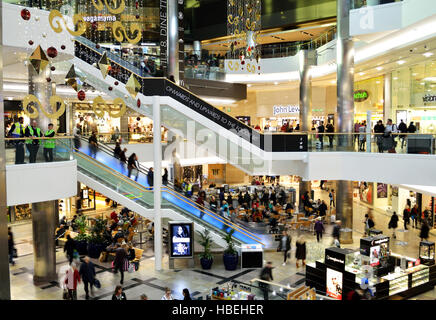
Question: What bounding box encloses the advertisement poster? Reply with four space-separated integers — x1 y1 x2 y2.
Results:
326 268 343 300
359 182 373 205
377 183 388 199
169 223 193 258
370 245 381 266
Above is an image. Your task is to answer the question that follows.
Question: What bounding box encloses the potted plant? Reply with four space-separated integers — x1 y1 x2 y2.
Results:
222 229 238 271
87 217 108 259
75 215 89 255
197 230 213 270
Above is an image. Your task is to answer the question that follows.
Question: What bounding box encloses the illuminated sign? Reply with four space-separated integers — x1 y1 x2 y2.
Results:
273 105 300 116
354 90 369 102
423 94 436 103
169 222 193 258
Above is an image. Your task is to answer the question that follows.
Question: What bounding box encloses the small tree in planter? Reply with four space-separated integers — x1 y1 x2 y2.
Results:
222 229 238 271
87 217 108 258
197 230 213 270
74 215 89 255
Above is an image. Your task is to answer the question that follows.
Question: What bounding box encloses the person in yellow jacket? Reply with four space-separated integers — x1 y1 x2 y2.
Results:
24 120 42 163
43 123 56 162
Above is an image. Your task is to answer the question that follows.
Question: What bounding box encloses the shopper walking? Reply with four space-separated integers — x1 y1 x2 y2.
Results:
358 121 366 151
388 211 399 239
113 243 128 284
317 121 325 149
403 205 410 230
398 119 408 149
314 217 325 242
408 121 417 134
161 287 174 300
114 141 121 159
411 204 419 228
162 168 169 186
73 123 82 150
374 120 385 153
112 285 127 300
64 262 81 300
420 220 430 241
364 213 375 236
277 230 291 266
295 236 306 268
332 220 341 246
326 122 334 148
329 189 335 208
79 256 96 300
259 261 273 300
64 234 76 265
8 227 15 266
88 131 98 158
127 153 139 182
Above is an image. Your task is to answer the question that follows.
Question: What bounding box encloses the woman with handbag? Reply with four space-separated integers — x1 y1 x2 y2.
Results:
64 263 81 300
277 231 291 266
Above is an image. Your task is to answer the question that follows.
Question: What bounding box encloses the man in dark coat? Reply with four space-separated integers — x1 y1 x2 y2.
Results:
64 235 76 264
147 167 154 187
8 227 15 265
79 256 96 300
113 244 128 284
277 231 291 266
420 220 430 241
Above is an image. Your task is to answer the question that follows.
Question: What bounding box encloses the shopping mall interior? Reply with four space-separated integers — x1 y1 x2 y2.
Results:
3 0 436 305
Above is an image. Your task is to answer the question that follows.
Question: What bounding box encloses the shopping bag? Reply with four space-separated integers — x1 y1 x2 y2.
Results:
94 278 101 289
128 263 135 273
62 289 69 300
123 259 129 271
133 261 139 271
330 214 336 224
13 248 18 258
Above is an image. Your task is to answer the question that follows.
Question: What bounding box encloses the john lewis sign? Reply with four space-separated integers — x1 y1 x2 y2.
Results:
273 105 300 116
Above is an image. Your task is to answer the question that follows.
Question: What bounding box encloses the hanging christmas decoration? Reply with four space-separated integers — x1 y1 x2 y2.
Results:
77 90 86 101
97 52 111 79
60 45 66 50
29 45 49 74
28 40 34 45
21 9 31 20
65 65 83 92
227 0 261 65
125 73 141 98
47 47 58 58
137 99 141 108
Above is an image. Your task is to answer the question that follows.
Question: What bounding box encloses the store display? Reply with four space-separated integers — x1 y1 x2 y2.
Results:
419 241 435 265
326 268 343 300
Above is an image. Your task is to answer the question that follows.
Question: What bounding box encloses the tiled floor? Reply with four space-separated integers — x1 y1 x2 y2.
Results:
7 186 436 300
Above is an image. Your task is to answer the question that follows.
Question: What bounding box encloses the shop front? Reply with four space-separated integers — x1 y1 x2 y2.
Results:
354 76 384 126
391 60 436 132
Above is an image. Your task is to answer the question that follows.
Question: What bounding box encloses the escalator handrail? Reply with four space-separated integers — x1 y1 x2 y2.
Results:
71 146 263 245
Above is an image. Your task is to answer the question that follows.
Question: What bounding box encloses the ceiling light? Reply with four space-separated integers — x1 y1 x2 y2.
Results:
376 81 380 84
274 82 279 85
247 84 252 87
376 67 383 71
202 97 236 105
359 72 365 76
421 82 425 85
423 52 434 58
397 60 406 65
393 77 398 80
423 77 436 82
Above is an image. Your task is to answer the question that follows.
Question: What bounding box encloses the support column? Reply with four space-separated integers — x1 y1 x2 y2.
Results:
0 1 11 300
153 96 163 271
336 0 355 244
32 200 58 283
193 40 201 60
383 73 392 123
167 0 179 83
120 114 129 143
298 49 315 210
28 65 52 131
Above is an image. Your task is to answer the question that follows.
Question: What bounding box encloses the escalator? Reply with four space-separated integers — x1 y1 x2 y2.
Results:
72 139 267 249
72 36 308 175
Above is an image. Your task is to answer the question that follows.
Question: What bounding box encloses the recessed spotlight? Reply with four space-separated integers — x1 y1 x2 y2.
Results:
247 84 252 87
376 81 380 84
376 67 383 71
274 82 279 85
359 72 365 76
397 60 406 65
423 52 434 58
393 77 398 80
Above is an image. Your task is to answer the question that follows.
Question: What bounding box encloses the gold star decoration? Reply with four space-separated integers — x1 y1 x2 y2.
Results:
29 45 49 74
98 52 111 79
65 64 83 92
125 73 141 98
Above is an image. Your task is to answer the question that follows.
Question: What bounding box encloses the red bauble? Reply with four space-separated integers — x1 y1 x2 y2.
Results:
28 40 34 45
137 99 141 108
258 66 260 70
122 48 128 54
136 15 140 19
77 90 86 101
108 86 113 91
61 45 66 50
96 44 100 49
135 1 139 9
91 22 98 30
114 81 119 86
51 66 56 71
21 9 31 20
241 61 245 65
46 77 51 82
47 47 58 58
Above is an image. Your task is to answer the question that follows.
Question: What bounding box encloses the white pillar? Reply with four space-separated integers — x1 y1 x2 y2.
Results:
153 96 163 271
366 110 372 153
384 73 392 123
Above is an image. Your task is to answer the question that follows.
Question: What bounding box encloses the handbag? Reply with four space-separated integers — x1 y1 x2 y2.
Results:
62 289 70 300
13 247 18 258
94 278 101 289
